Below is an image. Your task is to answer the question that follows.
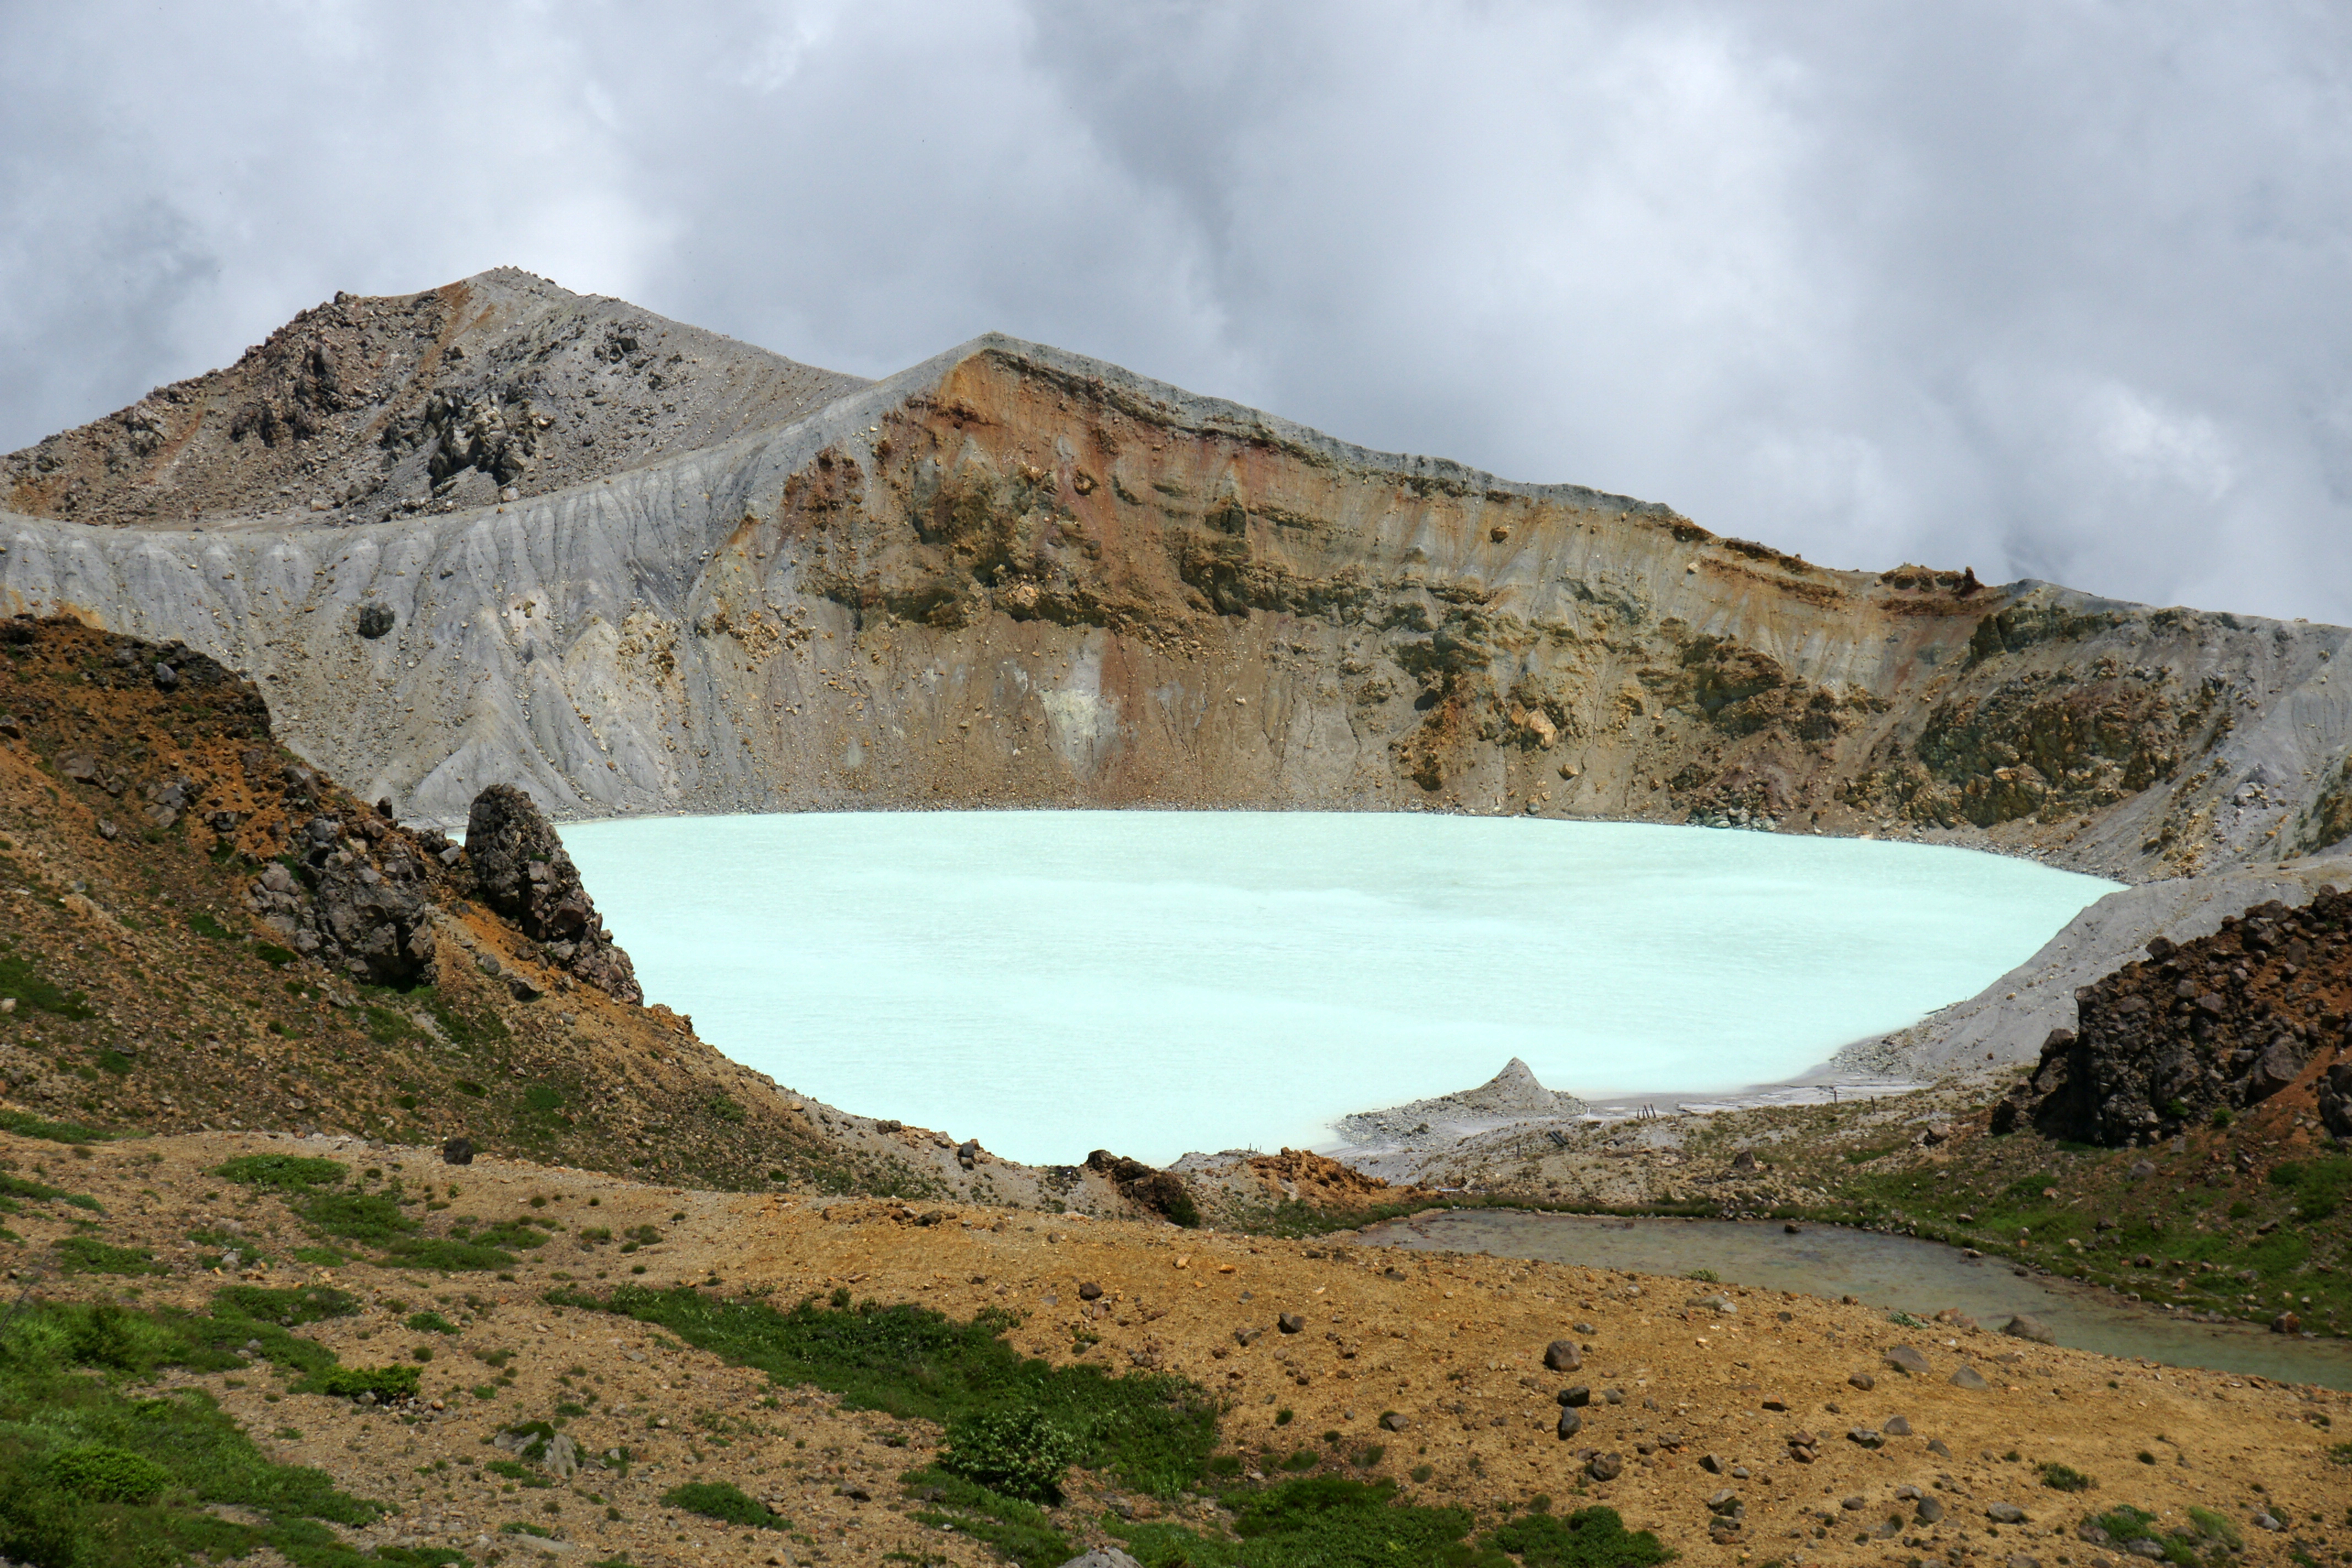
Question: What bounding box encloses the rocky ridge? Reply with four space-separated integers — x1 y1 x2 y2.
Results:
1 271 2347 900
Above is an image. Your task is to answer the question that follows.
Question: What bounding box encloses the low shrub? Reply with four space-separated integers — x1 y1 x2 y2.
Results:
45 1446 174 1504
306 1364 422 1402
2039 1461 2095 1491
660 1479 787 1529
938 1409 1086 1504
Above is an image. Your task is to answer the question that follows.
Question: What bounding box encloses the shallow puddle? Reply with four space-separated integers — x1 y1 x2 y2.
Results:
1358 1207 2352 1388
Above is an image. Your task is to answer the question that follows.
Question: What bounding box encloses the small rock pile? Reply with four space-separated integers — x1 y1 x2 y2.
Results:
1997 892 2352 1145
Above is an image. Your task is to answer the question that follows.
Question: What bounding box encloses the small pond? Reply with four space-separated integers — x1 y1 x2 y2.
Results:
1356 1208 2352 1389
560 812 2115 1167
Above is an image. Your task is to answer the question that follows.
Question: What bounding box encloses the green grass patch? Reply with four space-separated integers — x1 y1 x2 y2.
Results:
0 1108 109 1144
0 1172 102 1212
2084 1504 2201 1565
187 912 233 940
547 1284 1218 1499
0 1298 384 1567
903 1467 1071 1568
2185 1506 2242 1549
55 1235 166 1276
484 1458 550 1488
660 1479 787 1529
214 1286 359 1328
213 1155 346 1193
1117 1477 1670 1568
360 1006 418 1045
214 1158 515 1272
423 991 508 1047
406 1310 459 1335
302 1365 421 1402
2039 1461 2096 1492
0 949 96 1019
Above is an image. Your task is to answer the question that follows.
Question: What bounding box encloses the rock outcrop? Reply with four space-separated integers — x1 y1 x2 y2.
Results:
293 809 439 985
464 782 641 1003
1084 1148 1200 1226
4 271 2349 891
1996 892 2352 1145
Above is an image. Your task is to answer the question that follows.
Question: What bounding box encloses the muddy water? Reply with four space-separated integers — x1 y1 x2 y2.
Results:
1357 1208 2352 1389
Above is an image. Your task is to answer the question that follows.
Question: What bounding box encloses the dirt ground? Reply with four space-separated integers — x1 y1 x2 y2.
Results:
7 1126 2349 1568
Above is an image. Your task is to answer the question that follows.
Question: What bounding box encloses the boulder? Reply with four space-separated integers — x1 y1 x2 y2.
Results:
2245 1037 2306 1102
1883 1345 1930 1375
441 1136 475 1166
1950 1366 1990 1390
1555 1408 1581 1440
1586 1451 1623 1482
1543 1338 1583 1371
2002 1314 2056 1344
300 840 435 986
464 783 641 1003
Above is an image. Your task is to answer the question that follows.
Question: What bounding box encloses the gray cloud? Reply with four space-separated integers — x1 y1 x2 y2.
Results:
5 1 2347 621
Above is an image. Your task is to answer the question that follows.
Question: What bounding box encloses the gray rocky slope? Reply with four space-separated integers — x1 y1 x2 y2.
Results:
7 270 2352 1093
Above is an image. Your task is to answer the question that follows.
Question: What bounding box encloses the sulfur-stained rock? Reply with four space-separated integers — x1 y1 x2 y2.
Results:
464 782 640 1003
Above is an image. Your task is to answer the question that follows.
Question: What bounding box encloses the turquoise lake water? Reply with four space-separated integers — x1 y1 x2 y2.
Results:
558 812 2119 1167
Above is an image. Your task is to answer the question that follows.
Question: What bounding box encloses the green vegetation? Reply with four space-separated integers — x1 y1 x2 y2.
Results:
214 1286 358 1328
303 1365 421 1403
1643 1094 2352 1333
903 1466 1073 1567
0 1172 102 1212
2082 1502 2236 1566
660 1479 787 1529
0 946 96 1019
56 1235 166 1276
405 1310 459 1335
0 1297 386 1567
0 1108 110 1144
1119 1479 1669 1568
548 1285 1217 1498
938 1408 1087 1503
547 1287 1674 1568
2039 1461 2096 1491
213 1155 518 1272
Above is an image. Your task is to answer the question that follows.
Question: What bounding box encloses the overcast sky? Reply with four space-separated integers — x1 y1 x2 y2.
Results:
4 2 2348 622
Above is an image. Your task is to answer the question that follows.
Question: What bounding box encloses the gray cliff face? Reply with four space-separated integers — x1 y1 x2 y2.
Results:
2 282 2348 907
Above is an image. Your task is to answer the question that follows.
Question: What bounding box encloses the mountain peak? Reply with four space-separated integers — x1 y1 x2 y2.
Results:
3 273 865 530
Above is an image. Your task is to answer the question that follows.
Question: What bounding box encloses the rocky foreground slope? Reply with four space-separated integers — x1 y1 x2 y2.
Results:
4 270 2350 893
4 1123 2345 1567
